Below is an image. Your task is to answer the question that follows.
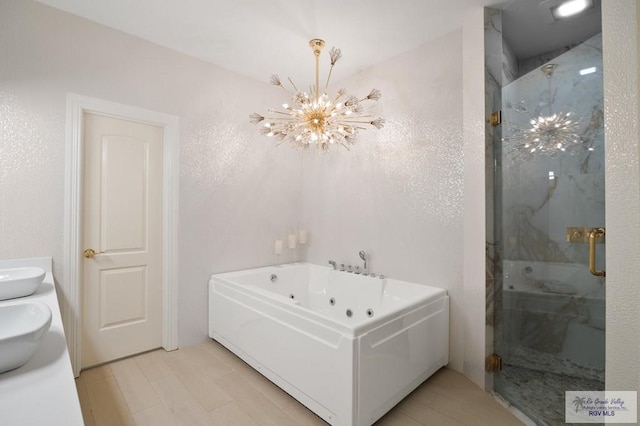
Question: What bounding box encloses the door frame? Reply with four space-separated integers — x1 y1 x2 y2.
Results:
63 93 179 376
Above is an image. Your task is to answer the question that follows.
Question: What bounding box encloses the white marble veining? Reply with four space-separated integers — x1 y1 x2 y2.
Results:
501 34 604 267
485 9 620 424
483 8 504 389
518 44 579 78
502 37 518 85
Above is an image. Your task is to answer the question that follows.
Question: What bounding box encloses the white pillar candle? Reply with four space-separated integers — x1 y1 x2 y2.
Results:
288 233 297 249
274 239 283 255
298 229 308 244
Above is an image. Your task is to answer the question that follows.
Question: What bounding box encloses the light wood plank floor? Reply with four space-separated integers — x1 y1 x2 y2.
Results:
76 340 524 426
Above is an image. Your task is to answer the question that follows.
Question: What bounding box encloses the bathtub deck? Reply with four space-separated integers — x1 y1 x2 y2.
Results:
75 339 524 426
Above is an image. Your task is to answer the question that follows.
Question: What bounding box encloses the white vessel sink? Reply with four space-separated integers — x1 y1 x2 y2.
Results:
0 302 52 374
0 267 46 300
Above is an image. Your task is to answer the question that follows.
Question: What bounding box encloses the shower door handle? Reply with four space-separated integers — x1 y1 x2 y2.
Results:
588 228 605 277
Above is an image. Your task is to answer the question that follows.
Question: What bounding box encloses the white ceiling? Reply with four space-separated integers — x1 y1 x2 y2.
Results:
499 0 602 59
36 0 499 83
36 0 601 84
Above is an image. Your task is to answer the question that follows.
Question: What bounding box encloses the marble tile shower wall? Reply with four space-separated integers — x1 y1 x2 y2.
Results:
484 8 518 332
485 7 605 378
501 35 519 85
484 8 516 347
496 33 605 375
518 43 580 78
501 34 604 267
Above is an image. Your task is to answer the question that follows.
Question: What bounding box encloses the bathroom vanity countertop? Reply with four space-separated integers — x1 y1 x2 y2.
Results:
0 257 83 426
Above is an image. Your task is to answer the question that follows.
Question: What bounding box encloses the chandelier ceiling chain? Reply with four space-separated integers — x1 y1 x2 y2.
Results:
250 39 385 152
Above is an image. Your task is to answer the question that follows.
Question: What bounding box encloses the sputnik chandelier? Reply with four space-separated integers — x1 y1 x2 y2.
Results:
505 63 582 157
250 39 384 152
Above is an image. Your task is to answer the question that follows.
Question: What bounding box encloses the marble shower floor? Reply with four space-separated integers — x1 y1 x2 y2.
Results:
498 364 604 426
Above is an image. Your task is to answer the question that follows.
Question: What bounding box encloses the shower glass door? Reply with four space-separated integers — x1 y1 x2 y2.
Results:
493 32 605 425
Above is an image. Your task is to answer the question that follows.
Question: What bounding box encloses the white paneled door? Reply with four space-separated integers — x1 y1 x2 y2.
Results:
81 112 163 368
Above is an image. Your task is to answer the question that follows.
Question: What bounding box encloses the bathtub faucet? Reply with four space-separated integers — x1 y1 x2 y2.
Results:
359 251 368 275
328 260 337 270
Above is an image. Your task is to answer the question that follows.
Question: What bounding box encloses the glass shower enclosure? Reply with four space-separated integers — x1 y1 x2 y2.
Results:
489 8 605 426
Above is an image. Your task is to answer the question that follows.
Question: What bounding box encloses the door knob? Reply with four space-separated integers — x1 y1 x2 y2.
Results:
83 248 104 259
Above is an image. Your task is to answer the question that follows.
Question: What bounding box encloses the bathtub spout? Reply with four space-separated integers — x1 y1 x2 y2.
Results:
328 260 337 270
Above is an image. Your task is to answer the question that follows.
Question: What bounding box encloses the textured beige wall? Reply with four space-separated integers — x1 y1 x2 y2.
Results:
603 0 640 412
0 0 303 346
462 7 488 389
302 28 467 371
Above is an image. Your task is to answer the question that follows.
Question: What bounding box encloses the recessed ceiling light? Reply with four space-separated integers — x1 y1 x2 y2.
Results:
579 66 597 75
551 0 593 20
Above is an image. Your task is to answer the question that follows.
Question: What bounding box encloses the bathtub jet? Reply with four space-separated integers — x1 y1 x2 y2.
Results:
209 262 450 426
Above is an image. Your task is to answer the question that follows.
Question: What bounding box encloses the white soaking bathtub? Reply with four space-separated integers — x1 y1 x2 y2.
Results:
208 262 449 426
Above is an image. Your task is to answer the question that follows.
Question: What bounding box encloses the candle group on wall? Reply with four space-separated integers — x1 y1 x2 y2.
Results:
299 229 308 245
274 239 283 255
274 228 308 256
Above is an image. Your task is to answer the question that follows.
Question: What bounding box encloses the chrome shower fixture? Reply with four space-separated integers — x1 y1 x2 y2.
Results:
329 252 382 278
359 251 368 275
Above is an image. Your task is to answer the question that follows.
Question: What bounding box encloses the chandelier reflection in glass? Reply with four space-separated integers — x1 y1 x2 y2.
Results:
504 63 582 157
250 39 384 152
